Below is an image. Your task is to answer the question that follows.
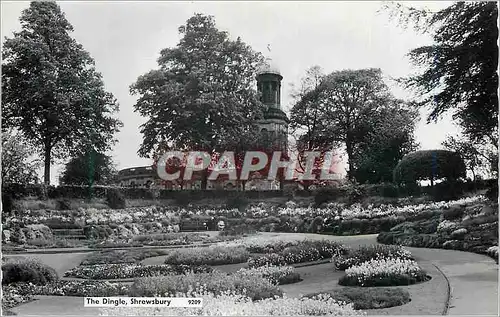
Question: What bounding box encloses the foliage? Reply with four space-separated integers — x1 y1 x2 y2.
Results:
319 68 410 180
248 240 348 267
1 2 122 184
130 14 265 189
332 245 413 270
60 151 117 186
305 287 411 310
106 188 126 209
352 103 419 184
386 2 498 149
1 130 41 185
2 280 129 300
64 263 212 279
163 246 250 266
2 258 58 285
393 150 466 185
338 257 428 287
103 292 362 316
235 265 301 285
81 249 170 265
129 271 282 301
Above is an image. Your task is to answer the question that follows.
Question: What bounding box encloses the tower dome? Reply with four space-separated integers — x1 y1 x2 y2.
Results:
257 57 281 76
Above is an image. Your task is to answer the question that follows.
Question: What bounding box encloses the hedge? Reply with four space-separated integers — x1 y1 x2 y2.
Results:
2 184 314 201
393 150 466 185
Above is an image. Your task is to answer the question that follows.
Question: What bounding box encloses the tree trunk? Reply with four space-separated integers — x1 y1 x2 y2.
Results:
43 143 51 185
201 169 208 190
345 141 355 181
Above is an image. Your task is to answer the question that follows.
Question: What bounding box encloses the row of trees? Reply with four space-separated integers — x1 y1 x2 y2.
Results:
2 2 497 188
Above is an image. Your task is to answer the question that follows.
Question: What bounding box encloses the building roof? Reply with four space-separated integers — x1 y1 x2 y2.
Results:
257 57 281 76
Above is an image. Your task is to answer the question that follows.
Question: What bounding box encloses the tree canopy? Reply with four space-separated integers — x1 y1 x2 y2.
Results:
385 1 498 147
2 1 122 184
290 67 418 183
60 151 117 186
1 130 41 185
131 14 265 158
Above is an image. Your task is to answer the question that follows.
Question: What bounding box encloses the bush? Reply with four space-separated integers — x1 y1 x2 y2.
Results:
164 246 250 266
314 188 342 207
56 199 72 210
393 150 466 185
486 180 498 202
106 188 126 209
305 287 411 310
129 271 282 301
442 206 465 220
225 194 249 211
1 189 15 216
2 259 58 285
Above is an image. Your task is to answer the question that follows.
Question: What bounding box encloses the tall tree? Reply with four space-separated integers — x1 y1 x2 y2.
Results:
59 151 117 186
2 1 122 184
131 14 264 189
289 66 339 189
352 102 419 183
384 2 498 148
320 68 394 180
442 135 497 180
1 130 41 185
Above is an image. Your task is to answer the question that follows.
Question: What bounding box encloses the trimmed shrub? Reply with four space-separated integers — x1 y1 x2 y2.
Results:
2 259 58 285
393 150 466 185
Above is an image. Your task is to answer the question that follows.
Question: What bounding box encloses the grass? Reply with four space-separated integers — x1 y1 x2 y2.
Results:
304 287 411 310
81 249 170 265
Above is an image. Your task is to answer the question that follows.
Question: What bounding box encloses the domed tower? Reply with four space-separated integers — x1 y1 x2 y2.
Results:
256 57 289 151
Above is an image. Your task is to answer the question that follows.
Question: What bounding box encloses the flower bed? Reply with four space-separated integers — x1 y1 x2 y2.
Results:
234 265 301 285
304 287 411 310
129 271 282 301
163 246 250 266
248 240 348 268
338 258 428 287
101 292 362 316
3 280 129 297
64 263 212 279
81 249 171 265
332 245 413 270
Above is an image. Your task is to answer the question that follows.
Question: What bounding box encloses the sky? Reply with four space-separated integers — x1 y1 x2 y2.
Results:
1 1 461 184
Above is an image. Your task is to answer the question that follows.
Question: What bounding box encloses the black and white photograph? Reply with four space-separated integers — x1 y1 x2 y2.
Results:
1 1 498 316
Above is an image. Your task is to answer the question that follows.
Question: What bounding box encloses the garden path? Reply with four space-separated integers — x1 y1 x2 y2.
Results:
8 233 499 316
